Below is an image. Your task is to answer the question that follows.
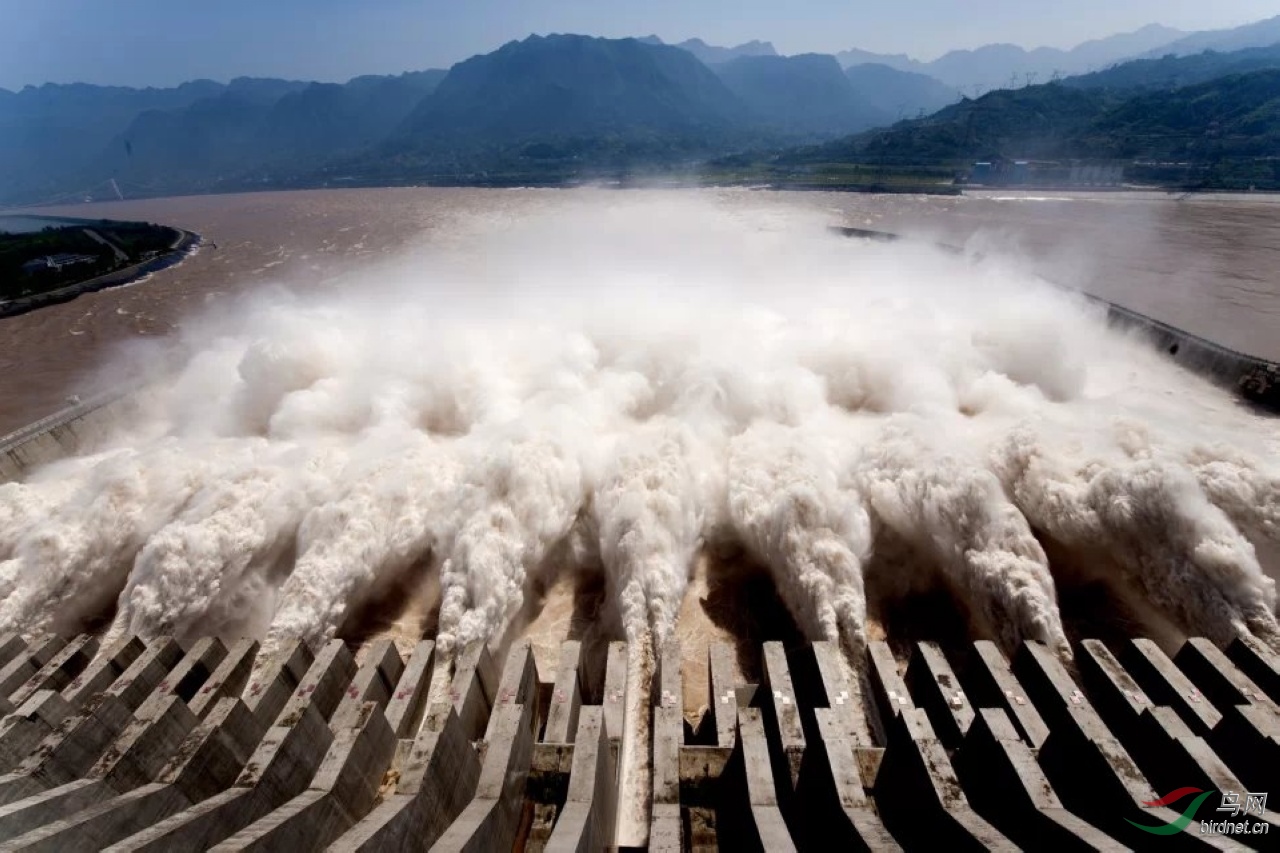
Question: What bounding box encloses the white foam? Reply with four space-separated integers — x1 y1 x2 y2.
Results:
1 191 1276 657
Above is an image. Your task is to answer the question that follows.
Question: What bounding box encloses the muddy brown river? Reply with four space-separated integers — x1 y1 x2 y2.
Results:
2 186 1278 435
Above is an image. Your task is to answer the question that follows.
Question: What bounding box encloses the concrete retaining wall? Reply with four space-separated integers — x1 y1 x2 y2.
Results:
831 225 1280 413
1102 301 1280 409
0 386 144 484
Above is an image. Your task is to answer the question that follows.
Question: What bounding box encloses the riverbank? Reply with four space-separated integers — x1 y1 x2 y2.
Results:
0 227 200 320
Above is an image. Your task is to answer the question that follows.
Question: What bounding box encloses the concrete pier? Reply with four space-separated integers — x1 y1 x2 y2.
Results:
0 638 183 805
0 631 1270 850
11 635 99 706
1175 637 1278 714
425 641 539 852
706 642 737 749
1120 637 1222 736
103 641 355 851
62 637 146 708
0 637 66 699
0 642 311 853
190 639 259 719
810 641 872 747
875 707 1017 850
953 707 1121 850
0 691 72 773
543 641 582 745
0 639 23 672
332 703 479 852
208 643 407 851
650 641 682 852
736 707 798 851
614 639 654 850
867 641 914 725
543 707 616 853
1015 641 1235 850
208 703 398 851
1226 635 1280 703
761 642 804 793
804 708 899 850
963 640 1049 748
383 640 434 738
904 642 972 749
330 642 511 853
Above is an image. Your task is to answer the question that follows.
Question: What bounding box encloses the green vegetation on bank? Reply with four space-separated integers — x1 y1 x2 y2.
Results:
759 69 1280 189
699 157 959 192
0 220 178 304
1064 44 1280 93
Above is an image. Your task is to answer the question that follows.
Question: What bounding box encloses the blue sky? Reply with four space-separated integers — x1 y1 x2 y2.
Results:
1 0 1277 90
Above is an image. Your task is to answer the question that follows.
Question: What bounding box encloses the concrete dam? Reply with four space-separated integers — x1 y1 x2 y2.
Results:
0 631 1273 850
1 221 1278 851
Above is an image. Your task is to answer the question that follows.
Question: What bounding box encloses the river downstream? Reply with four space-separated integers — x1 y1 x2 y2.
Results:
2 186 1278 434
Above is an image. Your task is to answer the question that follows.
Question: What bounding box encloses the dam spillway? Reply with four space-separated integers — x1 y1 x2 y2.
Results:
1 204 1279 851
0 632 1272 850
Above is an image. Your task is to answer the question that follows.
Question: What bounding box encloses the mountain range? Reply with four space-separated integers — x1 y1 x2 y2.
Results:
1135 15 1280 57
832 16 1280 91
2 16 1280 203
669 37 778 65
834 24 1187 90
1063 43 1280 92
713 54 891 134
782 67 1280 166
0 34 938 201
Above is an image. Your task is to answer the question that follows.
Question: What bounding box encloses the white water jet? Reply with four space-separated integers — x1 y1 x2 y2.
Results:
0 191 1272 663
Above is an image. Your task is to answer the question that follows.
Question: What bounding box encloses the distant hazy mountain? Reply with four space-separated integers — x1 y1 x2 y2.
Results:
398 35 749 145
215 76 311 106
253 72 447 159
675 38 778 65
90 71 442 195
1065 44 1280 92
0 79 228 201
836 23 1185 90
712 54 889 135
1062 24 1189 69
843 63 960 118
834 48 922 74
1139 15 1280 57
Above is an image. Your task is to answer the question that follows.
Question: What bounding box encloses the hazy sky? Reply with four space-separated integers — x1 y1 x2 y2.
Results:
2 0 1277 90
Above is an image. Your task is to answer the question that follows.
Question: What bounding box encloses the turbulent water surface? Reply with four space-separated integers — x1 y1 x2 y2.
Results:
0 188 1278 674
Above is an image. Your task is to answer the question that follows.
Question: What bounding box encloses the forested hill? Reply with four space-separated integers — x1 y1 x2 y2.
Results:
778 69 1280 164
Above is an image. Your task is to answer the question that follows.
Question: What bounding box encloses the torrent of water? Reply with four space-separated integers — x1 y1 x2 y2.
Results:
0 192 1276 668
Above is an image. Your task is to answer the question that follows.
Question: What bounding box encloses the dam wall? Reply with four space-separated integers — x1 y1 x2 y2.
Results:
833 225 1280 413
0 387 141 483
1103 301 1280 410
0 632 1272 850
